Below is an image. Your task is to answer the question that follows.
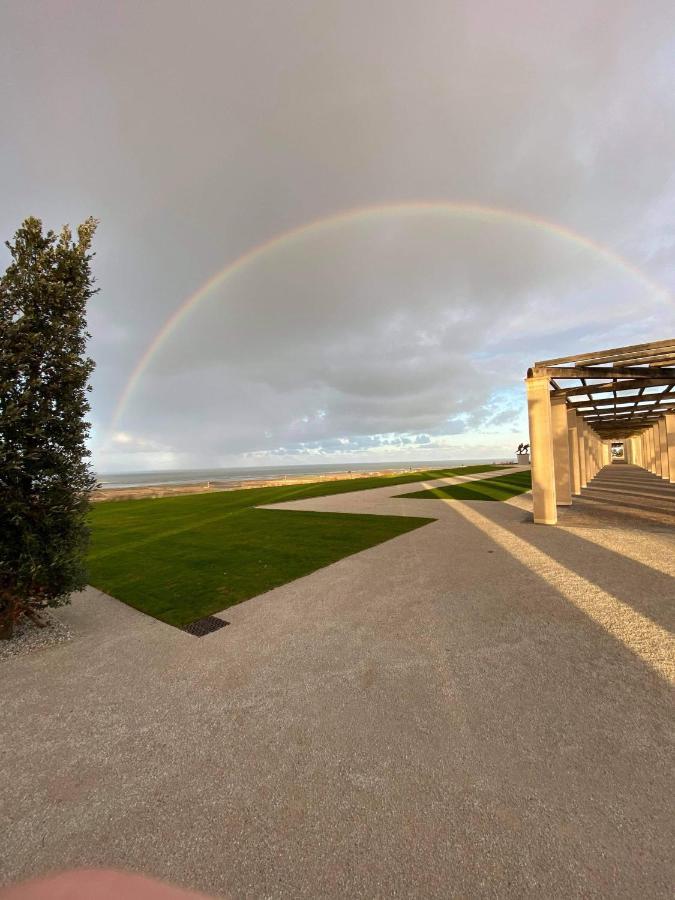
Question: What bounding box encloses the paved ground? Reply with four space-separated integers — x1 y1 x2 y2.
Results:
557 462 675 531
1 465 673 898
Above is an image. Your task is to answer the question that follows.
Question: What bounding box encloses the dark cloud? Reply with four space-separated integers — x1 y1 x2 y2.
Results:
1 1 673 470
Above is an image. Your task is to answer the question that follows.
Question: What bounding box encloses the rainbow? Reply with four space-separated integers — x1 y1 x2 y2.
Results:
110 201 670 431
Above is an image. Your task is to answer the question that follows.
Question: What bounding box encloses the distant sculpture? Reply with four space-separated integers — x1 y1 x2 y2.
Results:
516 442 530 454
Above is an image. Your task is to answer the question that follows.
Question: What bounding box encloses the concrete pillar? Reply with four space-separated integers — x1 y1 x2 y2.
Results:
526 374 557 525
650 428 656 473
666 413 675 484
551 395 572 505
658 417 670 480
567 409 581 495
625 440 632 464
654 424 662 477
647 428 656 473
587 428 596 480
578 417 588 488
583 424 591 482
632 436 642 467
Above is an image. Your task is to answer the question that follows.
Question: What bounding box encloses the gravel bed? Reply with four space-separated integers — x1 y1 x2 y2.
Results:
0 609 72 662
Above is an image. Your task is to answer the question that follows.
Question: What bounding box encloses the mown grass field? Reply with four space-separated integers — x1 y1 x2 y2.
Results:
87 464 508 628
400 469 532 501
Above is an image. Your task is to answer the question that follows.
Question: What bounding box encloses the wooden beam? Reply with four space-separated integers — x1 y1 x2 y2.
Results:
569 391 664 408
552 377 675 397
621 385 675 426
578 377 601 419
585 425 661 431
613 350 675 366
534 365 675 380
534 337 675 367
583 412 664 422
582 407 666 416
583 406 667 415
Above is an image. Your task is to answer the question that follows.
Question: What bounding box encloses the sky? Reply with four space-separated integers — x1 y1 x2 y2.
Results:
1 0 674 472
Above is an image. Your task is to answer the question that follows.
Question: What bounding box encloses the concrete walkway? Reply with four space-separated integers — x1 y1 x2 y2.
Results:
557 463 675 531
1 467 673 898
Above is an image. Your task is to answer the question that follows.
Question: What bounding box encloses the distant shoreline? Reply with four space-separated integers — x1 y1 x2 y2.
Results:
91 462 515 502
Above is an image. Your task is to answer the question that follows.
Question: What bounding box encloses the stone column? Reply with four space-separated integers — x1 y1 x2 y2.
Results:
526 373 557 525
633 436 642 467
658 417 670 481
666 413 675 484
653 423 662 477
647 427 656 473
551 395 572 505
635 434 645 469
630 437 638 465
586 428 596 480
578 417 588 488
583 424 591 482
567 409 581 496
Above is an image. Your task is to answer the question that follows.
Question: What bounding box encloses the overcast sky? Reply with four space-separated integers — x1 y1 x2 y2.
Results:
2 1 674 472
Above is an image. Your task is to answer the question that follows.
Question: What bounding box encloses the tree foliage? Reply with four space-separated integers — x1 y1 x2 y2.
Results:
0 217 98 638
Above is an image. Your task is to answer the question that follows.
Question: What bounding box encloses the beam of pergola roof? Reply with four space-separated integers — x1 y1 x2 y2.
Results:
534 338 675 438
534 337 675 368
533 365 675 380
554 377 675 397
569 392 675 409
526 338 675 523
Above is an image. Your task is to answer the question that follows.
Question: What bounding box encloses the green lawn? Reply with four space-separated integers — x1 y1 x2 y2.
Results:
88 464 508 628
399 469 532 501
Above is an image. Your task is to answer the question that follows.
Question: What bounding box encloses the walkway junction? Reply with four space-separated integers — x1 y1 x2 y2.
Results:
526 338 675 524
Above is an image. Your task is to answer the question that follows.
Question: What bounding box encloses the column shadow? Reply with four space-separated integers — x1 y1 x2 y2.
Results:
478 502 674 635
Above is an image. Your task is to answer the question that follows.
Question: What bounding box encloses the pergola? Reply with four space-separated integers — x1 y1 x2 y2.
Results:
525 338 675 524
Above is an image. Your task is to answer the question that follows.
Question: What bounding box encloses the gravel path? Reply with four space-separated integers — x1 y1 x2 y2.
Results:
1 464 673 898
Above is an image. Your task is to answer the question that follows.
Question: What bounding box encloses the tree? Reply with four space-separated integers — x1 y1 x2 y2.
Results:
0 217 98 639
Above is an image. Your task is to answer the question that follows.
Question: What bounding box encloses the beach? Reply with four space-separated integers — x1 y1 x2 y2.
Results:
92 460 511 502
92 466 428 502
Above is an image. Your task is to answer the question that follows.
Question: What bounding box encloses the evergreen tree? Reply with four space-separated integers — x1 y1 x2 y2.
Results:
0 217 98 638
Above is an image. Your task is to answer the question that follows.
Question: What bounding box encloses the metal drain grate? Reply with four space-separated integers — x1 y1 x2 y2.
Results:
183 616 229 637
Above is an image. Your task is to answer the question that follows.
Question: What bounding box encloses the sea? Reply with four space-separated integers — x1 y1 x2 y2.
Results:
96 459 507 490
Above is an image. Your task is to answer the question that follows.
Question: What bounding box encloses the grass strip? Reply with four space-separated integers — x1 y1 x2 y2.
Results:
399 469 532 501
88 464 508 627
